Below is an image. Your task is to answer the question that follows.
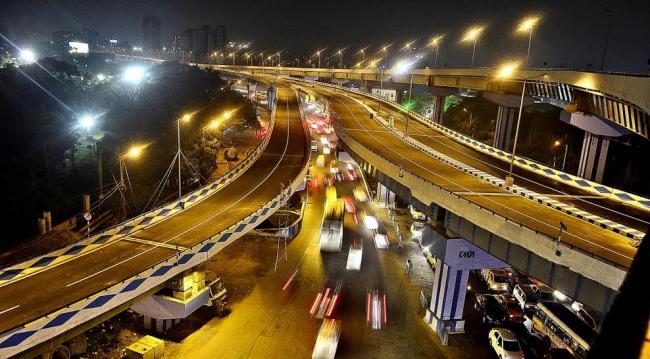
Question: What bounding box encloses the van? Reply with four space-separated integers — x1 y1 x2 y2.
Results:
513 284 540 310
486 269 510 292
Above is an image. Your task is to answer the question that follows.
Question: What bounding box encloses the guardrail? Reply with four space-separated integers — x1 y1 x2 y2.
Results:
334 125 628 282
0 86 311 357
0 95 276 287
285 77 650 215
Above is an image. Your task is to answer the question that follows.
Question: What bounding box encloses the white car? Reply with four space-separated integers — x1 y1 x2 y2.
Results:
410 221 425 238
488 328 524 359
408 205 426 221
312 319 341 359
346 242 363 271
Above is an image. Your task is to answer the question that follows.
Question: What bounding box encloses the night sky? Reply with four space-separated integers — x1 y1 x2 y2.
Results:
1 0 648 72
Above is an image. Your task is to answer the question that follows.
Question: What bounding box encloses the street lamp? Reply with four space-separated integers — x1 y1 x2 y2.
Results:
428 35 444 67
275 52 282 67
245 53 251 66
553 140 569 171
176 113 193 198
461 26 485 68
395 61 415 134
19 49 36 64
79 114 97 131
259 52 265 66
123 65 146 84
402 41 416 60
316 50 322 68
516 16 541 68
337 49 344 68
230 53 236 65
495 61 531 186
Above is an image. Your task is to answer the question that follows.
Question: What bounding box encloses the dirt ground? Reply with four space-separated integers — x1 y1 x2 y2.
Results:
79 235 279 358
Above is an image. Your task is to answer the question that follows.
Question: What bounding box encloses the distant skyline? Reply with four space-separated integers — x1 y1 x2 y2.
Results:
1 0 648 72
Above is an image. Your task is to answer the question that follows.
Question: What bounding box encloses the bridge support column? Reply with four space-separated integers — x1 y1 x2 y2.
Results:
422 232 507 344
577 133 610 183
424 261 470 337
493 105 517 150
431 95 445 124
376 182 395 208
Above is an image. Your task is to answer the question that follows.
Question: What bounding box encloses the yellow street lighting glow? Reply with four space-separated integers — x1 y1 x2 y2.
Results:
553 140 561 146
428 35 444 47
126 146 144 158
462 26 485 42
517 16 541 33
496 61 520 78
181 113 192 122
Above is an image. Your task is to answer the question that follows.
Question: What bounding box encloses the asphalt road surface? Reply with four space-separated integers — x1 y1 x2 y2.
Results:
303 84 637 269
0 85 307 336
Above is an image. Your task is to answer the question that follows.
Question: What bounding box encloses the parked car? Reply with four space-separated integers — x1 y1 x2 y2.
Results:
508 270 535 291
410 221 425 239
498 294 525 323
513 284 541 311
408 205 426 220
482 269 510 292
474 294 507 324
488 328 525 359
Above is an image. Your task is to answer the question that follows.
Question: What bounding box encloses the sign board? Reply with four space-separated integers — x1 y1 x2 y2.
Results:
69 41 89 54
371 88 397 101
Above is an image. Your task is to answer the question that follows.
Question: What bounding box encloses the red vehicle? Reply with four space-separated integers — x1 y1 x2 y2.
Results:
310 281 343 319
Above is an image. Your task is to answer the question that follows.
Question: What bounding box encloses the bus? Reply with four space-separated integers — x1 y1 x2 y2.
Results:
319 186 344 252
531 302 595 358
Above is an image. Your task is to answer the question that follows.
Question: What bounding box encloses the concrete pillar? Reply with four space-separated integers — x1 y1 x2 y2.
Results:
376 182 394 208
424 260 470 335
431 95 445 124
493 105 517 150
577 133 610 183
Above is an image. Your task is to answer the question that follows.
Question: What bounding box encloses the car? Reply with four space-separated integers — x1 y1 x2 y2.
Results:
508 270 535 291
408 205 426 220
366 289 387 329
310 281 343 319
410 221 425 239
498 294 526 323
483 269 510 292
474 294 507 324
346 241 362 271
312 319 341 359
488 328 525 359
513 284 540 311
353 186 368 202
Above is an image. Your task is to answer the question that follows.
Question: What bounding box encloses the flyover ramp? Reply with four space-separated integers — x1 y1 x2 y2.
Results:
0 85 308 357
302 84 635 289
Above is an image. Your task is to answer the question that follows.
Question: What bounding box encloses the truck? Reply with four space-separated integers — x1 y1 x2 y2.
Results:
319 186 344 252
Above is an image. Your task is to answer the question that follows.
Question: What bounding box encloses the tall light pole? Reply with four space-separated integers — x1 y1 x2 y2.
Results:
119 145 145 219
177 113 192 198
276 52 281 67
553 140 569 171
495 62 545 186
462 26 485 68
337 49 344 68
377 66 385 115
403 41 415 61
316 50 321 68
260 52 265 66
428 35 444 67
230 53 235 65
516 16 541 68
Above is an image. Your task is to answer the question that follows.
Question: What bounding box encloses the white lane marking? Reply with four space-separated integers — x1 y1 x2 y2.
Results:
66 88 296 287
362 94 646 226
326 90 633 261
0 305 19 316
123 236 188 251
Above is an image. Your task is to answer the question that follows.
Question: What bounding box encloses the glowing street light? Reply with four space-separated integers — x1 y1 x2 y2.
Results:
496 61 520 78
516 16 541 68
402 40 416 60
19 49 36 64
552 139 569 171
461 26 485 68
337 49 344 68
428 35 444 67
79 114 97 131
230 53 236 65
316 50 322 68
259 52 265 66
123 65 146 84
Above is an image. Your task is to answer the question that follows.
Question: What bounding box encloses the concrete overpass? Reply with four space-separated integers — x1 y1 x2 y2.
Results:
0 82 309 358
278 78 645 306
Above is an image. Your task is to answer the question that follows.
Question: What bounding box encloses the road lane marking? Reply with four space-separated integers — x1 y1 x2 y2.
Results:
323 89 633 262
66 88 297 288
123 236 188 251
0 305 19 316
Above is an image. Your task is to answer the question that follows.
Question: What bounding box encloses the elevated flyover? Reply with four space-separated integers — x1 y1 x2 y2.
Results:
287 79 643 312
214 65 650 140
0 83 309 358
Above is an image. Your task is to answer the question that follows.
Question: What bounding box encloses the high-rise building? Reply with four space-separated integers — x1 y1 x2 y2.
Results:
142 16 161 52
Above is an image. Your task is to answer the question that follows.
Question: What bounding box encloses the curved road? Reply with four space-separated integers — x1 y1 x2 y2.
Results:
0 85 307 338
305 84 638 269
